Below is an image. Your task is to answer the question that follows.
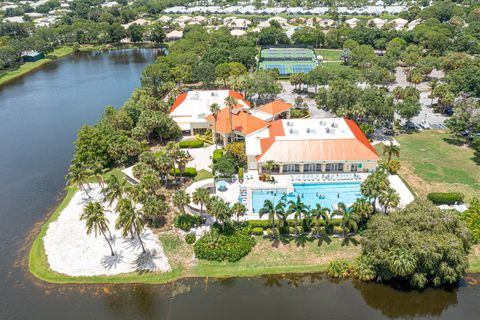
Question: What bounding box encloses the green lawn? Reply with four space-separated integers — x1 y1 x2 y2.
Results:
194 169 214 182
382 131 480 200
315 49 341 61
320 61 344 71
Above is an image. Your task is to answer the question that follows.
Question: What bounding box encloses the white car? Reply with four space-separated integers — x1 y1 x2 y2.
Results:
419 120 431 129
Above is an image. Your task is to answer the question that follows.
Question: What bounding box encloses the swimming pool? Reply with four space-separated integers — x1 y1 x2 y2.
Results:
250 182 363 213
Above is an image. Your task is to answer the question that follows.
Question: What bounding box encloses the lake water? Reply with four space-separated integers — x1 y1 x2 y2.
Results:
0 49 480 319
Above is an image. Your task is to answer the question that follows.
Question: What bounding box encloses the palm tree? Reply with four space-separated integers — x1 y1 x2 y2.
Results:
232 202 247 221
81 202 114 256
310 203 331 238
209 197 232 229
176 150 190 179
224 95 238 143
287 195 309 237
166 141 179 182
209 103 221 148
102 173 130 207
192 187 210 215
156 151 173 186
382 142 400 162
361 170 388 214
66 164 92 197
140 195 168 227
115 198 146 253
172 189 190 215
378 187 400 214
351 197 373 226
90 161 105 188
259 199 286 239
334 202 359 238
264 160 277 174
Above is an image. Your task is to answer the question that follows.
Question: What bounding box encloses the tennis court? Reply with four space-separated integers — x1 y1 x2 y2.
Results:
259 47 318 76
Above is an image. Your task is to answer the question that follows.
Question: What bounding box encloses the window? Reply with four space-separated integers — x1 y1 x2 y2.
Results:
304 163 321 172
326 163 344 172
283 164 300 173
351 163 360 172
193 128 207 135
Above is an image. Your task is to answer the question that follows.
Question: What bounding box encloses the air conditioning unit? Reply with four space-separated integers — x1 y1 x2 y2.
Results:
211 92 218 97
331 122 338 128
192 93 199 100
286 121 293 126
319 120 326 126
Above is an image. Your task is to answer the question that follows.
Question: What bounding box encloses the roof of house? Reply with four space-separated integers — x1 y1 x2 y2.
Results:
248 118 380 163
205 108 269 135
256 100 292 115
170 90 250 125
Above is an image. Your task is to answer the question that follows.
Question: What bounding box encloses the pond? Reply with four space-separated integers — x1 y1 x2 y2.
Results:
0 49 479 320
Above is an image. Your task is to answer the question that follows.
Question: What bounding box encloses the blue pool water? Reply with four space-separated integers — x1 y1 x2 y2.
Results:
251 182 363 213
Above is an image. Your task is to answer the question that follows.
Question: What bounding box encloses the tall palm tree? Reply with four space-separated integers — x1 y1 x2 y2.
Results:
382 142 400 162
264 160 277 174
209 197 232 229
209 103 221 148
102 173 130 207
176 150 190 180
334 202 359 238
90 161 105 188
115 198 146 253
351 197 373 226
259 199 286 239
310 203 331 238
66 164 92 197
140 195 168 227
166 141 179 182
287 196 309 237
172 189 190 215
361 170 388 214
232 202 247 222
192 187 210 215
81 202 114 256
378 187 400 214
156 151 173 186
224 95 238 144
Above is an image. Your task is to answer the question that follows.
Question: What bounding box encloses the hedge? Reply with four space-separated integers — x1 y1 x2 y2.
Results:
212 149 223 163
179 139 204 148
194 230 256 262
246 218 342 230
427 192 464 205
185 233 196 244
250 227 264 236
170 167 197 177
174 214 203 231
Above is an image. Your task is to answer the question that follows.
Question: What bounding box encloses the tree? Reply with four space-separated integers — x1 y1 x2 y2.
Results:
287 196 309 237
215 63 231 87
172 189 190 215
350 45 376 69
147 23 165 43
140 195 168 227
310 203 331 238
259 199 286 239
108 23 126 43
165 141 179 182
378 187 400 214
192 187 210 216
81 202 114 256
339 48 351 65
224 95 238 143
460 198 480 244
115 198 146 253
102 173 129 207
176 150 190 178
382 143 400 162
224 141 247 166
291 27 325 48
396 96 421 124
361 170 389 214
209 103 221 148
263 160 277 174
351 197 373 227
432 83 455 112
359 200 471 289
212 154 237 178
127 23 144 43
66 164 92 197
209 197 232 229
232 202 247 222
334 202 359 238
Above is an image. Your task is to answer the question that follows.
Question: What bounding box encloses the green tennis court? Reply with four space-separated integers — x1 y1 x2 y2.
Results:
259 47 318 76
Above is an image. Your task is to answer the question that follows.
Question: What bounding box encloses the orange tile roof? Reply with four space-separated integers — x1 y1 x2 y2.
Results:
206 108 269 135
170 92 188 112
257 100 292 115
256 118 380 163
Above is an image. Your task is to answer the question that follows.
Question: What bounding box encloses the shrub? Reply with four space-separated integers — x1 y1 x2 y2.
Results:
194 229 256 262
170 167 198 177
427 192 464 205
174 214 203 231
185 233 196 244
385 160 401 174
238 167 244 180
289 225 304 234
460 198 480 244
212 149 223 163
333 226 343 234
179 139 204 148
251 227 264 236
327 259 353 279
266 227 279 237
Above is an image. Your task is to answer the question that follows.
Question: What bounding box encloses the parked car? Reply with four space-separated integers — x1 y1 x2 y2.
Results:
444 107 454 116
419 120 431 129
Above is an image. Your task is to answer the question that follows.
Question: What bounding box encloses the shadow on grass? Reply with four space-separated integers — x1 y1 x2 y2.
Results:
264 233 360 248
341 235 360 247
442 136 466 147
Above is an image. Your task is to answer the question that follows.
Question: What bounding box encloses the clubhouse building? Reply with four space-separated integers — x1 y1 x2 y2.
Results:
170 90 379 173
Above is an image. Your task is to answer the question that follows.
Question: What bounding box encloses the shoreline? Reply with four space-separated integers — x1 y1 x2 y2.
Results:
0 43 162 88
29 186 480 285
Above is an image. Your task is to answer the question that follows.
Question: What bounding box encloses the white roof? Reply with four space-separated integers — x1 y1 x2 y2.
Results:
279 119 355 141
170 90 250 126
166 30 183 38
246 127 271 156
230 29 246 36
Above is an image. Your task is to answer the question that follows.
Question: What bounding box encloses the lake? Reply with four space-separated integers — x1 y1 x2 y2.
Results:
0 49 479 320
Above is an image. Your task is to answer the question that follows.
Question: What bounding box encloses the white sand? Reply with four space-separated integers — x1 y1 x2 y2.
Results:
44 184 171 276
